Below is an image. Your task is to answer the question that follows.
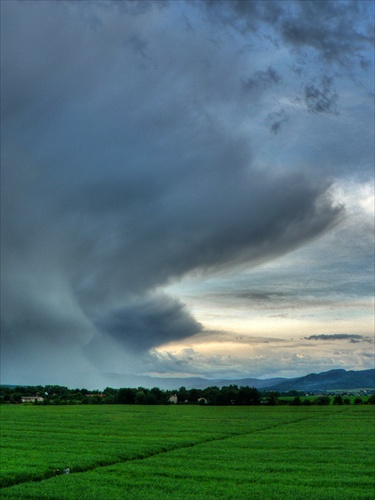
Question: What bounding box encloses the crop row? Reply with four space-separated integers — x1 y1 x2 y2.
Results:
1 405 314 487
1 405 374 498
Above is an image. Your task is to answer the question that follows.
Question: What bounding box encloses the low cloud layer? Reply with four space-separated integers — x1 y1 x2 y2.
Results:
1 1 373 386
305 334 373 344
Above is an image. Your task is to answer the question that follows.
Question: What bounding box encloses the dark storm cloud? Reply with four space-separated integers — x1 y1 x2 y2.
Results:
1 1 340 354
96 294 202 351
0 0 371 383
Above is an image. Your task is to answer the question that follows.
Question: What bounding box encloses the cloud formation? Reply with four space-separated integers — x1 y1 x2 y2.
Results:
96 294 202 351
1 1 373 386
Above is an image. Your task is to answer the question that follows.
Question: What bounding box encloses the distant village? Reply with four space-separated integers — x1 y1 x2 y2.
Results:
1 385 374 406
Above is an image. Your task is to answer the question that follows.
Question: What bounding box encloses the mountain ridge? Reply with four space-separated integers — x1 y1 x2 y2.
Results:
97 368 374 392
4 368 373 392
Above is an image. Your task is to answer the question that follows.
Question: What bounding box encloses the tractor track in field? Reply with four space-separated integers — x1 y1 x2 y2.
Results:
1 406 356 490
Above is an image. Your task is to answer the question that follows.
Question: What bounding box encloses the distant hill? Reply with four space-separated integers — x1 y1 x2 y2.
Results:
98 368 374 392
4 368 373 392
215 377 287 390
262 369 375 393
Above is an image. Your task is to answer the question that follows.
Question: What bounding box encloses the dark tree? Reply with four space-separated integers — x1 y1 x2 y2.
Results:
187 388 202 404
144 393 157 405
264 391 279 406
150 387 166 404
290 396 302 406
135 390 146 404
118 388 136 404
237 386 261 405
177 386 188 403
216 385 239 405
302 399 312 406
314 396 331 405
202 386 220 405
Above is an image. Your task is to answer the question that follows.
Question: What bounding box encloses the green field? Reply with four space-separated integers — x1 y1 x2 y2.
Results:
1 405 374 499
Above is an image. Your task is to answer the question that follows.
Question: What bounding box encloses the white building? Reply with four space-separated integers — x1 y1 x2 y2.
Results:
21 396 44 403
169 394 178 404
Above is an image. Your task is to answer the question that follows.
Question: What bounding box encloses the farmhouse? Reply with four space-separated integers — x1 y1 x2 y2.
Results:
169 394 178 404
21 396 44 403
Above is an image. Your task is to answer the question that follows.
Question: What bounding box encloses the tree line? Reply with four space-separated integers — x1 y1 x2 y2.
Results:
0 384 259 406
1 384 374 406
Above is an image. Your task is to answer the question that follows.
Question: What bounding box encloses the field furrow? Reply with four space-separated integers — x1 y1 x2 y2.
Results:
1 405 374 499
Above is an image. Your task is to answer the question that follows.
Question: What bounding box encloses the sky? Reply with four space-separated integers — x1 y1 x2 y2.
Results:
1 0 374 389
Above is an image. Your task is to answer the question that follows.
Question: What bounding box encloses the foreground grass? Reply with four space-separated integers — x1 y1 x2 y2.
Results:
1 405 374 499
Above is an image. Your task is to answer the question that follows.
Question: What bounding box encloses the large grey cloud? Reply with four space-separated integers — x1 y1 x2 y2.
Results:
1 1 372 384
96 294 202 352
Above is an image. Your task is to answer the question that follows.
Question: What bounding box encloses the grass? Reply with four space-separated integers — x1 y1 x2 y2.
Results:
1 405 374 498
